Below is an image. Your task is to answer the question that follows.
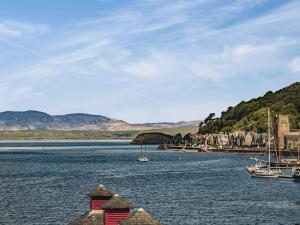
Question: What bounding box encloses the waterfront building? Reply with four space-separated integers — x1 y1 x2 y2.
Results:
182 131 268 149
69 185 162 225
274 115 300 159
244 132 253 147
285 135 300 150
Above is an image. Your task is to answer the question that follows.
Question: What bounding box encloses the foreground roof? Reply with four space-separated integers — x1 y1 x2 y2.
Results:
101 194 134 209
119 208 163 225
87 185 114 198
68 211 104 225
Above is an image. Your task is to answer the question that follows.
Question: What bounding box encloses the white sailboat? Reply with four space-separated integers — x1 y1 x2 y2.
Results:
246 108 282 178
137 144 149 163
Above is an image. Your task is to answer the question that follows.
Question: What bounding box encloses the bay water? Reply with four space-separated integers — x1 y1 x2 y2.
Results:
0 141 299 225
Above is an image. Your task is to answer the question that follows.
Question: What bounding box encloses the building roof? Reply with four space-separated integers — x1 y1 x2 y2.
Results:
68 211 104 225
119 208 163 225
101 194 134 209
87 185 114 198
285 135 300 142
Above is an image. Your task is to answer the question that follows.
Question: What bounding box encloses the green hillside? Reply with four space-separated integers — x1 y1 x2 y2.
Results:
131 132 174 144
200 82 300 133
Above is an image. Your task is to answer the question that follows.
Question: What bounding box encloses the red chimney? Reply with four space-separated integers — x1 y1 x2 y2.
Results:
101 194 134 225
87 185 114 211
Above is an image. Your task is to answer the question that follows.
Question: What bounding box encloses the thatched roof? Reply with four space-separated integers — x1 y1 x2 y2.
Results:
285 135 300 142
87 185 114 198
101 194 133 209
119 208 163 225
68 211 104 225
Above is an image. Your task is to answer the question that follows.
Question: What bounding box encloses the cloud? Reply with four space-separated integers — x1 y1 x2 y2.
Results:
0 82 40 105
289 57 300 73
120 52 178 78
9 0 300 83
188 38 299 80
0 0 300 121
0 20 49 38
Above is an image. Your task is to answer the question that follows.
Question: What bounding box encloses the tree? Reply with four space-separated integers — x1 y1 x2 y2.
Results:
204 113 216 124
197 121 206 134
173 133 182 145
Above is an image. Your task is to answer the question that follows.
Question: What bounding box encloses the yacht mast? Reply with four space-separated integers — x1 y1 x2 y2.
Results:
268 107 271 169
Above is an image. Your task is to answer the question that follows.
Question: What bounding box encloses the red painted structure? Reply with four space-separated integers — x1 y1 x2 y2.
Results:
68 185 163 225
101 194 133 225
87 185 114 211
90 197 111 210
104 209 131 225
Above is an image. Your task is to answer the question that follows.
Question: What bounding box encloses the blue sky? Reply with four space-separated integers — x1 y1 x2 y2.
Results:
0 0 299 123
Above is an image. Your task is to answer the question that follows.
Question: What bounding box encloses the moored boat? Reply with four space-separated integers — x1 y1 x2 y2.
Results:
292 167 300 180
137 144 149 163
246 108 282 178
137 155 149 162
250 169 281 178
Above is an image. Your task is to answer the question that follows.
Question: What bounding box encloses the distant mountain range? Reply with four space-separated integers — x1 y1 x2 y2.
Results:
0 110 200 131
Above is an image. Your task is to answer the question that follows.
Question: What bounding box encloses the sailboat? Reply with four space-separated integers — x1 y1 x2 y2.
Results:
246 108 282 178
137 144 149 163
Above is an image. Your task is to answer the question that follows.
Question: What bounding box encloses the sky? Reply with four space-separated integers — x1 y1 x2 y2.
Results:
0 0 299 123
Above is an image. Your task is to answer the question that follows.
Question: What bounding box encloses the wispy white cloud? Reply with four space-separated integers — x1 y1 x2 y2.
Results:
0 20 49 38
5 1 300 82
0 81 41 105
0 0 299 121
289 57 300 74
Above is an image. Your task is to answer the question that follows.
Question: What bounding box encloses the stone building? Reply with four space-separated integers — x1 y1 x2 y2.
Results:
188 131 267 149
274 115 300 159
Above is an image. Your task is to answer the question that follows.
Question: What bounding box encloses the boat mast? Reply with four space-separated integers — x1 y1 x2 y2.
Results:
268 107 271 169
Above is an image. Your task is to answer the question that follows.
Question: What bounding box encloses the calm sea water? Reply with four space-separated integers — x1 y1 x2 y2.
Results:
0 141 300 225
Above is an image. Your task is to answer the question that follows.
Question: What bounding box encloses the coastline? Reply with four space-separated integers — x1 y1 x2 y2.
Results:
0 139 132 143
0 139 133 152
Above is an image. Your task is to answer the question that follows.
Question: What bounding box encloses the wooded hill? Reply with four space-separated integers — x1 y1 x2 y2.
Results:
200 82 300 133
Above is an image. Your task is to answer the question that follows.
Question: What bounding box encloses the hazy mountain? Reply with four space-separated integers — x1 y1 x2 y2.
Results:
0 110 200 131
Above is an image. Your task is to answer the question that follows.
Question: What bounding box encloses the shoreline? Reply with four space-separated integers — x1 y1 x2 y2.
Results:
0 139 132 143
160 145 268 154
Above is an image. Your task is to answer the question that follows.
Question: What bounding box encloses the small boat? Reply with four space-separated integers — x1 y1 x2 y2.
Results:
246 108 282 178
292 167 300 180
246 157 265 173
246 165 264 174
137 144 149 163
137 154 149 163
250 168 281 178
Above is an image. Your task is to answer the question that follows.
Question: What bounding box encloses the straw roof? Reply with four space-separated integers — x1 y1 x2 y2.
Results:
87 185 114 198
119 208 163 225
68 211 104 225
101 194 134 209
